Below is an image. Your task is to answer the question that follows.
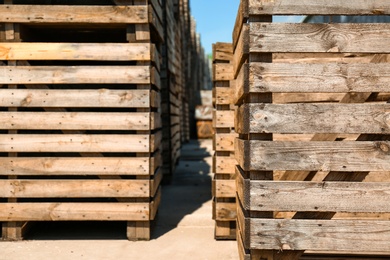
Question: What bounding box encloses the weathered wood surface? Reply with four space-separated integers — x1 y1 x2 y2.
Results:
213 42 233 61
238 179 390 213
213 155 236 174
250 23 390 53
0 89 159 108
214 202 237 221
0 5 148 24
0 42 155 61
235 139 390 172
0 66 158 85
0 157 159 176
214 86 233 105
213 110 235 129
235 62 390 103
213 63 234 81
213 179 236 198
0 134 159 153
0 112 161 131
247 219 390 252
0 179 151 198
245 0 390 15
236 103 390 134
0 203 149 221
214 133 236 152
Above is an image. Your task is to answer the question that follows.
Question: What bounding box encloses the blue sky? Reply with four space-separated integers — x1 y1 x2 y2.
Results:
189 0 303 55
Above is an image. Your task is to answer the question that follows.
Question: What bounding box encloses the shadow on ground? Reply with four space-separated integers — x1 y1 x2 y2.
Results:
22 139 212 240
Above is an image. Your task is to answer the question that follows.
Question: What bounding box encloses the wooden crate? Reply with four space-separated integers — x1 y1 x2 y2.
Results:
212 42 237 239
0 0 163 241
233 0 390 259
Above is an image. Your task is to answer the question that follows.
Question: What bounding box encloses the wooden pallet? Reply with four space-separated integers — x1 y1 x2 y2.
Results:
233 0 390 258
212 42 237 239
0 0 163 241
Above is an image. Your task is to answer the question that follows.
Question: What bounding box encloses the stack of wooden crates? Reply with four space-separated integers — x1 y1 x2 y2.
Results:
212 42 237 239
233 0 390 259
0 0 163 241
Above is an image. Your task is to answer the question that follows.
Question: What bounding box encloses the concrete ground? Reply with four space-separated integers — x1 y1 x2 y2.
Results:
0 139 239 260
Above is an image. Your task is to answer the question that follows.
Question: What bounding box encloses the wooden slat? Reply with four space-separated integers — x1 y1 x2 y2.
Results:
213 63 234 81
250 23 390 53
215 86 233 105
0 89 156 108
0 66 152 85
214 133 236 152
214 156 236 174
0 5 148 24
213 42 233 61
213 110 235 129
213 179 236 198
0 157 157 176
247 0 390 15
214 201 237 221
235 139 390 172
236 103 390 134
236 63 390 97
0 134 153 153
0 179 150 198
0 43 154 61
241 180 390 213
248 219 390 252
0 112 160 131
0 203 149 221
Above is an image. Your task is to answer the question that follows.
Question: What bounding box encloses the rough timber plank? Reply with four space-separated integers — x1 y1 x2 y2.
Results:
0 180 151 198
236 63 390 100
0 134 153 153
213 110 235 129
239 180 390 213
235 139 390 172
215 86 233 105
246 0 390 15
0 112 160 131
213 179 236 198
250 23 390 53
214 202 237 221
214 133 236 152
0 89 158 108
0 5 148 24
0 157 159 176
0 43 155 61
0 66 153 85
236 103 390 134
0 203 149 221
213 42 233 61
213 63 234 81
248 219 390 252
214 156 236 174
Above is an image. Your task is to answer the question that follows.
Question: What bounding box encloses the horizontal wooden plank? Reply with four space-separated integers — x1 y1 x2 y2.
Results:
213 42 233 62
0 179 151 198
213 179 236 198
0 157 158 176
0 134 154 153
213 63 234 81
0 203 149 221
214 133 237 152
214 86 233 105
0 5 148 24
242 180 390 213
213 155 236 174
246 0 390 15
213 201 237 221
248 219 390 252
0 89 157 108
236 103 390 134
0 43 154 61
0 112 160 131
0 66 153 85
273 93 346 104
250 23 390 53
236 63 390 101
213 110 235 129
235 139 390 172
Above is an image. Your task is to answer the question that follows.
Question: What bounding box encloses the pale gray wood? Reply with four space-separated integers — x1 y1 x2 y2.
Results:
236 139 390 172
250 23 390 53
249 219 390 252
247 0 390 15
236 103 390 134
245 181 390 212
